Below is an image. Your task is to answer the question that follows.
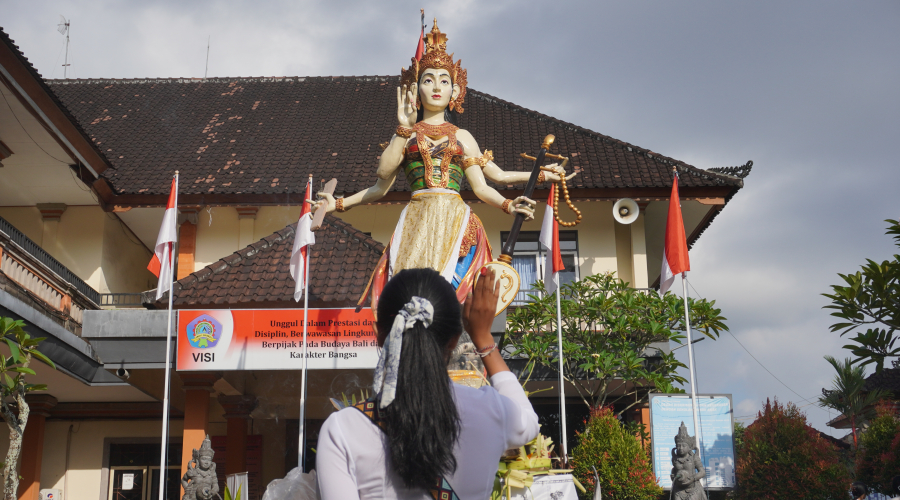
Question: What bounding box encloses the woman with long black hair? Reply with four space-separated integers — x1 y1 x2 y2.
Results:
316 267 540 499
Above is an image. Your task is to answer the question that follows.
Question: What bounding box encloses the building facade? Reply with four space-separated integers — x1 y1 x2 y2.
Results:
0 27 750 499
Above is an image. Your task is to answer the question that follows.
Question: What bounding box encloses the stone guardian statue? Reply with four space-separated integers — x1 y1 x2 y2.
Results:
670 422 705 500
181 434 219 500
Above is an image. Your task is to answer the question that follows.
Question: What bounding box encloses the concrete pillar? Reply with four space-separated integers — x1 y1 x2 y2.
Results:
236 207 259 249
614 219 634 286
177 208 200 279
18 394 57 500
631 206 649 288
36 203 67 251
178 372 220 497
218 395 258 474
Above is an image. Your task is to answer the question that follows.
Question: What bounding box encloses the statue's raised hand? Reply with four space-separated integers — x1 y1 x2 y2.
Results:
306 191 336 215
542 163 579 183
397 83 418 128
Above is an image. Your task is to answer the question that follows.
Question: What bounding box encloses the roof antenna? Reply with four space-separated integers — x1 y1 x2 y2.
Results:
57 16 70 78
204 36 210 79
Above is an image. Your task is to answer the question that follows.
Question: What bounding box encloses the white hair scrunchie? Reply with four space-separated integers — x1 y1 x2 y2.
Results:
372 296 434 409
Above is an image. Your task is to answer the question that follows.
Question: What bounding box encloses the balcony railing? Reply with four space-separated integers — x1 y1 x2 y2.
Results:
99 293 145 308
0 216 101 335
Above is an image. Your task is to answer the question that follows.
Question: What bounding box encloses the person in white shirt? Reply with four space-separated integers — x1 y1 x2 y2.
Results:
316 267 540 499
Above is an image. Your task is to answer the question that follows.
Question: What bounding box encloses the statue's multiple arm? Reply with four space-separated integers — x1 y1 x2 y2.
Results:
308 85 573 218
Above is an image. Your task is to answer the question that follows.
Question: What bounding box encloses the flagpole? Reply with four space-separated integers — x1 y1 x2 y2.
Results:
298 177 312 472
158 171 178 500
681 272 706 495
555 287 568 463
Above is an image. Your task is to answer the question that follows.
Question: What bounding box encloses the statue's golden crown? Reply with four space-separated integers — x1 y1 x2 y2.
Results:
401 19 468 113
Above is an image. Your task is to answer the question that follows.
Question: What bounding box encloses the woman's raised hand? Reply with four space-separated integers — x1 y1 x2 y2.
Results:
462 267 501 344
397 84 418 128
511 196 537 221
306 191 336 216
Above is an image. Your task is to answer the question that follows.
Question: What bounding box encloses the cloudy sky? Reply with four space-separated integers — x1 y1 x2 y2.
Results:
3 0 899 435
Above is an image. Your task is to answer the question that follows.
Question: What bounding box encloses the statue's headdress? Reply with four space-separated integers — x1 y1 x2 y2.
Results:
674 422 696 451
192 434 215 460
400 19 468 113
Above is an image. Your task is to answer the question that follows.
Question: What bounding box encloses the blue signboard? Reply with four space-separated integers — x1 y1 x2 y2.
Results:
648 394 736 490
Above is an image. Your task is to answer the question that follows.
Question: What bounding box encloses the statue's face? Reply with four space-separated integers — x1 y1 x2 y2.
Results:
199 456 212 470
675 442 688 456
418 68 459 112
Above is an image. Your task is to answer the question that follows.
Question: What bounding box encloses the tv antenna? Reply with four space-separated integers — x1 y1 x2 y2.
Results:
204 36 210 79
57 16 70 78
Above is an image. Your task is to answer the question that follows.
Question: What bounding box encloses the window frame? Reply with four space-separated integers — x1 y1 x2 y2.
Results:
500 230 580 305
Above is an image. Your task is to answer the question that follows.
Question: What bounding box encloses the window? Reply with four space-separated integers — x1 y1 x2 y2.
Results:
107 442 181 500
500 231 579 304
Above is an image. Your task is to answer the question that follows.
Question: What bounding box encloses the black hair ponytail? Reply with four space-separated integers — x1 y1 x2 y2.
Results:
376 268 462 490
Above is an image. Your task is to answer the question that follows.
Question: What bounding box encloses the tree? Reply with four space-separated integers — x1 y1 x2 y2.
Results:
816 356 888 448
0 317 54 499
504 272 728 413
569 405 661 500
735 399 850 500
855 401 900 495
823 219 900 373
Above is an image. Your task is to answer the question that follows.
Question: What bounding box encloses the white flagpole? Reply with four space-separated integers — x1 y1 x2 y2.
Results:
158 171 178 500
555 286 568 462
681 272 706 493
298 181 312 471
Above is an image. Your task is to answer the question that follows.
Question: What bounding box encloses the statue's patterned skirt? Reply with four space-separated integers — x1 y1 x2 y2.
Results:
357 188 492 311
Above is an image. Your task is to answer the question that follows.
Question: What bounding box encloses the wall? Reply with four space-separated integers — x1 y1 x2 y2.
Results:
644 200 714 287
342 200 621 282
34 420 184 500
101 214 155 293
0 206 154 294
188 200 632 286
0 207 43 244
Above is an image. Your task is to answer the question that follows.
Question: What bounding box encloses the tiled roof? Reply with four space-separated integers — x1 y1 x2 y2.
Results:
153 214 383 308
46 76 746 200
865 367 900 394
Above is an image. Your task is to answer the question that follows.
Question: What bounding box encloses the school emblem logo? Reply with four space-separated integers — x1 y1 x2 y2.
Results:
187 315 221 349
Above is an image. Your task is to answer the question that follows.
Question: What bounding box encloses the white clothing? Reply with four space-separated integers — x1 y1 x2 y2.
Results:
316 371 540 500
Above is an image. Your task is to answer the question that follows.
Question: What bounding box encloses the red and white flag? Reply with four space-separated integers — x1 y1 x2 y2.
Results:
539 184 566 295
148 175 179 300
290 177 316 301
415 10 425 60
659 174 691 295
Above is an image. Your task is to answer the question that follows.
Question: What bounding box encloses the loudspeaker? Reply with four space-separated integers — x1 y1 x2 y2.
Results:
613 198 640 224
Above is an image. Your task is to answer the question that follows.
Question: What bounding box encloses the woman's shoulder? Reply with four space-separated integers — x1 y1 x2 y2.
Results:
322 405 381 432
452 380 505 407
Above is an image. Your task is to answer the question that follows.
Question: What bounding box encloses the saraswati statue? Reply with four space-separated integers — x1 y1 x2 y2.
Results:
311 18 574 311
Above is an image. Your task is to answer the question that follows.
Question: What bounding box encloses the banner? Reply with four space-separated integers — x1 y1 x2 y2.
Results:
648 394 736 490
176 308 378 371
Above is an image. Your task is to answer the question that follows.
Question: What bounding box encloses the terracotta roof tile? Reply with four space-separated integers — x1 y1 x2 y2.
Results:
46 76 747 199
158 214 383 308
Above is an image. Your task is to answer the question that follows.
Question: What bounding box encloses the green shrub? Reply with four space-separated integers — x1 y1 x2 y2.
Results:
856 401 900 495
570 406 661 500
735 399 850 500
